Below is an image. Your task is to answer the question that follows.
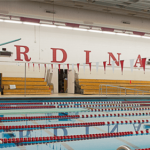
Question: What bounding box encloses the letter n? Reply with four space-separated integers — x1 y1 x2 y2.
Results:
107 52 121 66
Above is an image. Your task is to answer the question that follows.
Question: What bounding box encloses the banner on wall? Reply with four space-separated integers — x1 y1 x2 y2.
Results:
33 63 34 71
89 63 91 73
120 60 124 75
38 64 40 72
142 58 146 74
67 64 69 71
58 64 60 73
51 64 53 70
96 62 99 72
130 59 134 72
28 63 30 70
25 59 149 74
77 63 80 72
72 64 74 72
83 63 85 73
112 61 115 73
103 61 106 74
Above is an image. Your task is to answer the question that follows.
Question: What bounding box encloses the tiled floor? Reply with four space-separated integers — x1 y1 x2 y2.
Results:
0 93 150 98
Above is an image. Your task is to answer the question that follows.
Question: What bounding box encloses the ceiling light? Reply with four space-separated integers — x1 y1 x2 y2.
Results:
58 26 72 30
79 25 90 29
114 29 123 33
4 20 22 24
116 33 129 36
142 36 150 39
89 30 102 33
11 17 20 21
0 19 3 22
129 34 141 38
73 28 87 31
54 22 65 26
92 27 101 30
23 22 40 26
40 20 53 24
102 31 116 35
41 24 56 27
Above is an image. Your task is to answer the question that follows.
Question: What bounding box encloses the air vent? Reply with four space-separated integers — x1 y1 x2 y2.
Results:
129 0 139 2
86 0 95 3
116 5 126 8
122 21 130 24
46 10 55 14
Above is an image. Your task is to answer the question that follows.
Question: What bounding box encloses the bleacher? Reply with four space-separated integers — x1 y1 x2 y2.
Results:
76 79 150 95
2 77 51 95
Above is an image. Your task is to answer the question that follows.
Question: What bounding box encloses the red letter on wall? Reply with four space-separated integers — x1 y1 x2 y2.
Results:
15 45 31 61
134 55 143 67
51 48 67 63
107 52 121 66
84 50 91 64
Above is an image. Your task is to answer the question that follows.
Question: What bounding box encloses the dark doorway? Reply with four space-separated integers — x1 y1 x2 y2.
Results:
58 69 67 93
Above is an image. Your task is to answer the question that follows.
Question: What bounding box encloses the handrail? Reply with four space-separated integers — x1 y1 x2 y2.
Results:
99 84 150 96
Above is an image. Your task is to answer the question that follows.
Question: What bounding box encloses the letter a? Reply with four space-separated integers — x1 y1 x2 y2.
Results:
134 55 143 67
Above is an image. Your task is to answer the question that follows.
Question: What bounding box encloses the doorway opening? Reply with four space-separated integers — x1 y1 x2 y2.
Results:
58 69 67 93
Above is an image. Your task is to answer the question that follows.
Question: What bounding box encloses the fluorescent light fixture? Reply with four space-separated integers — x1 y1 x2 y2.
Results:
92 27 101 30
142 36 150 39
4 20 22 24
114 29 123 33
79 25 90 29
116 33 129 36
89 30 102 33
54 22 65 26
129 34 141 38
40 20 53 24
11 17 20 21
102 31 116 35
23 22 40 26
73 28 87 31
0 19 3 22
58 26 72 30
40 24 56 27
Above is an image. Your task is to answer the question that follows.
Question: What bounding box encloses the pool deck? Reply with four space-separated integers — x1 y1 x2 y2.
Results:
0 93 150 98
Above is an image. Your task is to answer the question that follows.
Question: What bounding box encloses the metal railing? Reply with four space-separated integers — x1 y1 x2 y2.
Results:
99 84 150 96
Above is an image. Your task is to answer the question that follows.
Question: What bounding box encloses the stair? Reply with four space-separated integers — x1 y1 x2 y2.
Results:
2 77 51 95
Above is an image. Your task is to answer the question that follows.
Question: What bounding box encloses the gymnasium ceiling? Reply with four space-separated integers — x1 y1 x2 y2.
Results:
30 0 150 19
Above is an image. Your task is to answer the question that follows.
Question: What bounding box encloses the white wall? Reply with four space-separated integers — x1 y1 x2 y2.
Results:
0 22 150 81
